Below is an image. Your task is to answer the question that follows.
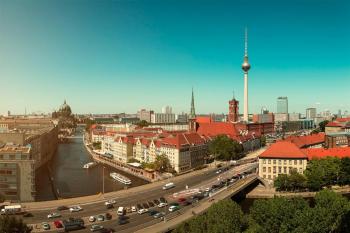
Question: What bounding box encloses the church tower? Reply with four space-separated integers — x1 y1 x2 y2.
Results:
228 91 239 122
188 88 197 132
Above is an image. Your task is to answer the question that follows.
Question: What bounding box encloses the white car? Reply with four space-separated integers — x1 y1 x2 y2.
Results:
47 212 61 219
137 208 148 214
90 224 103 232
104 199 116 205
158 202 168 208
69 206 83 212
131 206 137 212
89 216 96 222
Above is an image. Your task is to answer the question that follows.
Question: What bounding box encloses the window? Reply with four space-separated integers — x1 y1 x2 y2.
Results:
299 160 303 165
268 160 271 164
263 159 266 164
284 167 287 173
268 167 271 173
289 160 292 165
273 160 276 164
268 175 271 179
263 167 266 172
284 160 287 165
278 160 281 165
278 167 282 173
273 166 276 173
294 160 297 165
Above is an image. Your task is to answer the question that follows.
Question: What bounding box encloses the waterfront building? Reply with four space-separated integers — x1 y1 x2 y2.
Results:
306 108 317 119
277 97 288 114
0 145 35 202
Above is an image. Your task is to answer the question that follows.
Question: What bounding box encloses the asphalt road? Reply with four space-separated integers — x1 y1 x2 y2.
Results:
25 162 257 232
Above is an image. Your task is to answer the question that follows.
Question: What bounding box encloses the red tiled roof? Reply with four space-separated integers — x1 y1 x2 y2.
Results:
259 141 307 159
284 133 325 148
304 147 350 160
326 122 343 127
335 117 350 122
160 133 206 149
196 117 212 123
196 122 238 138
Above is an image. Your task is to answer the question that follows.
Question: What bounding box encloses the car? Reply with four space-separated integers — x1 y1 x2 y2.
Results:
23 212 33 217
203 191 210 197
205 187 211 192
105 199 116 205
216 169 222 174
47 212 61 219
106 203 113 209
97 214 105 221
169 202 179 207
148 210 159 216
131 206 137 212
159 197 167 203
158 202 168 208
125 207 132 213
178 198 186 203
142 203 149 209
105 213 112 220
42 222 50 230
153 212 165 219
168 205 180 212
89 216 96 222
153 199 160 205
53 220 63 228
57 206 69 211
118 217 128 225
90 224 104 232
69 206 83 212
137 208 148 214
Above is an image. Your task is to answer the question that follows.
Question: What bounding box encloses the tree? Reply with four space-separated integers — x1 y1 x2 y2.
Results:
260 135 267 147
154 154 171 172
248 197 309 233
274 174 290 191
0 215 32 233
136 120 149 127
209 135 243 161
339 157 350 186
318 120 329 132
274 170 306 192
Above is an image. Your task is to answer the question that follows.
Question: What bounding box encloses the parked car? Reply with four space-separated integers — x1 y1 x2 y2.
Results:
69 206 83 212
89 216 96 222
148 210 158 216
42 222 50 230
118 216 128 225
105 212 112 220
142 203 149 209
97 214 105 221
136 204 143 210
106 203 113 209
90 224 103 232
131 206 137 212
153 212 165 219
53 220 63 228
57 206 69 211
105 200 116 205
158 202 168 208
47 212 61 219
137 208 148 215
168 205 180 212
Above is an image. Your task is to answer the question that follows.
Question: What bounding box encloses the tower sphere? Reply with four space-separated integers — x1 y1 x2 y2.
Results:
242 62 251 72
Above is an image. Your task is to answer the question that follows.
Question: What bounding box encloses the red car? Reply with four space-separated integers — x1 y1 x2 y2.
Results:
178 197 186 203
53 220 62 228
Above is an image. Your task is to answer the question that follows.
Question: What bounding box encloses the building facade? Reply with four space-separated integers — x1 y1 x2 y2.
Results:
277 97 288 114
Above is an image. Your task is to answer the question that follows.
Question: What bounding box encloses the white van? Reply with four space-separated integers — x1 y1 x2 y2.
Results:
0 205 22 215
117 206 125 216
162 182 175 190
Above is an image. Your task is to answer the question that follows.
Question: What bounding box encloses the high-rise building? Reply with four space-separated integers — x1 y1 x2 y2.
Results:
277 97 288 114
306 108 317 119
242 28 251 122
161 106 172 114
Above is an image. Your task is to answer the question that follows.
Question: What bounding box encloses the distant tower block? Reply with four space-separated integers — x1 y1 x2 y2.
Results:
228 92 239 122
242 28 251 122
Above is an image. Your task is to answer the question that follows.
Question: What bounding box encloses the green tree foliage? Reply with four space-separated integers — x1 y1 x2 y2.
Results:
154 154 171 172
304 157 342 191
339 157 350 186
92 142 101 150
274 170 307 192
0 215 32 233
136 120 149 127
209 135 243 161
318 120 329 132
173 200 246 233
260 135 267 147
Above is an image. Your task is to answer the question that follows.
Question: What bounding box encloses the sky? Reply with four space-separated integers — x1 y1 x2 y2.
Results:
0 0 349 115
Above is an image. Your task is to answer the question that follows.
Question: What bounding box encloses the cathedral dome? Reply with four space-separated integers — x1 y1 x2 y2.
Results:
59 100 72 116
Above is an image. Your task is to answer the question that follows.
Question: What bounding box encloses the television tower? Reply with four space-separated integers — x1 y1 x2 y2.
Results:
242 28 251 122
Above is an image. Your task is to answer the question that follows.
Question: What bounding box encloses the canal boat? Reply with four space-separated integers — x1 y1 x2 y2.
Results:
110 172 131 185
83 162 97 169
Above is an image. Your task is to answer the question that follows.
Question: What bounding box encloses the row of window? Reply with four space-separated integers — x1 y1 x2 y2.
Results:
262 159 303 166
261 166 303 174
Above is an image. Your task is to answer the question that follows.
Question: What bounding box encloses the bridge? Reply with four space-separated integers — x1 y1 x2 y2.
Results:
136 174 263 233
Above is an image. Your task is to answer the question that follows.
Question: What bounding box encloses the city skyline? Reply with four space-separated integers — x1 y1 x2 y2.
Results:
1 0 349 115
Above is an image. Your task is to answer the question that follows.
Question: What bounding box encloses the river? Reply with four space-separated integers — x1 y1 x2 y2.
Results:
35 126 149 201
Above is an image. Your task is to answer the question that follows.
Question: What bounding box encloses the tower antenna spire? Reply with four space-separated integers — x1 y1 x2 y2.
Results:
244 27 248 56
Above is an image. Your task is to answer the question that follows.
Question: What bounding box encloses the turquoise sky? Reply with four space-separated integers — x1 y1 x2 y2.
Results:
0 0 349 115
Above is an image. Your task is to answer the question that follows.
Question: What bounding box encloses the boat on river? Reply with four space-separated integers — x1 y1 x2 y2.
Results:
83 162 97 169
110 172 131 185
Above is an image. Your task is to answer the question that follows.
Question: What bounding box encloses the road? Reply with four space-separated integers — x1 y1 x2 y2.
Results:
26 162 257 232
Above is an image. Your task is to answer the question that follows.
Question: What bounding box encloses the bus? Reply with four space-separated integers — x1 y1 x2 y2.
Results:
0 205 22 215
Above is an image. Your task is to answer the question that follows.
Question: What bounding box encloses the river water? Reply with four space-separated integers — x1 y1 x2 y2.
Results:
35 126 148 201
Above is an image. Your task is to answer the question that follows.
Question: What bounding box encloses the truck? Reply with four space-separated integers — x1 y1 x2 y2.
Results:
0 205 22 215
162 182 175 190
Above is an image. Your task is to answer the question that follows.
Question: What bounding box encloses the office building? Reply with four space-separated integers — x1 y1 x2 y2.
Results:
277 97 288 114
306 108 317 119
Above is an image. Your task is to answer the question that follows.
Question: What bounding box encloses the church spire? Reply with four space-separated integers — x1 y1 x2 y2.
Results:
190 88 196 119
